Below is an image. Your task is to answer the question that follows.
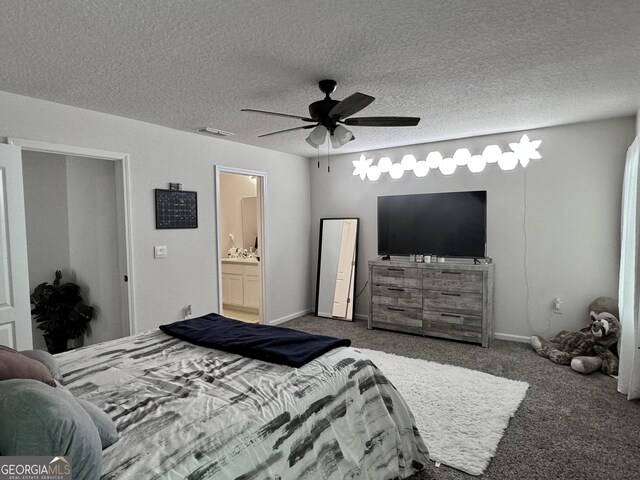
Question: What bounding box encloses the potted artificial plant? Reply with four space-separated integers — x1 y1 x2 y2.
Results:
31 270 96 354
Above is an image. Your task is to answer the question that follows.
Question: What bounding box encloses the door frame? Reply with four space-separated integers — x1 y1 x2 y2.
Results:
214 165 267 324
7 137 136 336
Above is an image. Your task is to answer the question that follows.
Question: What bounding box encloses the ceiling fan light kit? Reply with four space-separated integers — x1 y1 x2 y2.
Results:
242 79 420 149
305 125 328 147
330 125 354 148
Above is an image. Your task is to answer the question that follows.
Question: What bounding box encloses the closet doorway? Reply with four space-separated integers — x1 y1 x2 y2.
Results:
9 138 134 351
214 167 266 324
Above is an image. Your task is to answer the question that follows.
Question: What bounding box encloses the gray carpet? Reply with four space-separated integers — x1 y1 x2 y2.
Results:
283 315 640 480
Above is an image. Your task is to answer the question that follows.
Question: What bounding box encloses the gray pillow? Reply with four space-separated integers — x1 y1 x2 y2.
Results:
19 349 64 382
76 398 119 449
0 379 101 480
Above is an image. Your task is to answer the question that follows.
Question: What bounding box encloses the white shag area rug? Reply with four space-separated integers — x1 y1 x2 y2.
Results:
358 348 529 476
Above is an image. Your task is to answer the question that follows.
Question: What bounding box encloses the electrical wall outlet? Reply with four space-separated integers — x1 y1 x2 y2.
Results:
552 297 563 314
184 304 192 319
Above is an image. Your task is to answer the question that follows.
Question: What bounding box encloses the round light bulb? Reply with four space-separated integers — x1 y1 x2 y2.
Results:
482 145 502 164
366 165 381 181
413 161 429 177
439 157 457 176
426 151 443 169
389 163 404 179
401 154 417 171
467 155 486 173
378 157 392 173
453 148 471 166
498 151 518 171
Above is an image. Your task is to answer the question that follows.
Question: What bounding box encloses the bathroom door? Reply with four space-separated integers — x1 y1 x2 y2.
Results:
0 144 32 349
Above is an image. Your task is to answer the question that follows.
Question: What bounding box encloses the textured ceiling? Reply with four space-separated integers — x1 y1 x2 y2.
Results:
1 0 639 158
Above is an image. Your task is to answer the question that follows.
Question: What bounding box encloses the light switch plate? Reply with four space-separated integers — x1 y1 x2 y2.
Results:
154 245 167 258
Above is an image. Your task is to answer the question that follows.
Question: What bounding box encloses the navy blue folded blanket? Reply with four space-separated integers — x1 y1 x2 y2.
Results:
159 313 351 368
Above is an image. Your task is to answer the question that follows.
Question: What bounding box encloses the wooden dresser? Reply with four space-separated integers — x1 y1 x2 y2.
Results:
368 260 495 347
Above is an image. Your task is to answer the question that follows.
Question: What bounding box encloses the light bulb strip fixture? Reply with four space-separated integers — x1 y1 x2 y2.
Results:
352 134 542 181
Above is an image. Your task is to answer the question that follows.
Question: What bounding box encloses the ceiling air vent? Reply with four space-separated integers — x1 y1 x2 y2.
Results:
197 127 234 137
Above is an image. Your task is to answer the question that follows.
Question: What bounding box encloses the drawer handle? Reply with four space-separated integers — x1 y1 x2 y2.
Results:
442 271 461 275
441 292 461 297
387 287 405 292
441 313 463 319
387 268 405 272
387 307 405 312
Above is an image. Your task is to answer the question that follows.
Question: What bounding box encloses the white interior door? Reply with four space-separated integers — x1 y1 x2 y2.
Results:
0 144 32 349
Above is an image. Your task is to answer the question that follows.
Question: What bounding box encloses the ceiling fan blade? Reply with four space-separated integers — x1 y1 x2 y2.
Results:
241 108 314 122
343 116 421 127
258 125 315 138
329 92 375 119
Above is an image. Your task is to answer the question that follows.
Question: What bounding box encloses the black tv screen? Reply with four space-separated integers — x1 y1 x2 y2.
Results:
377 191 487 258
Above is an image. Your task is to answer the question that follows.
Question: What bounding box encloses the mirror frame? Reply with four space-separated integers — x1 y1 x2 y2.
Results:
315 217 360 320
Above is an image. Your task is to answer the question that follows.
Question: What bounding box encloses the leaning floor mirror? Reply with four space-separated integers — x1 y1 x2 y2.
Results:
315 218 359 321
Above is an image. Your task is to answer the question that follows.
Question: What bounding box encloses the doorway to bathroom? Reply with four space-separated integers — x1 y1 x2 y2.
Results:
214 167 266 324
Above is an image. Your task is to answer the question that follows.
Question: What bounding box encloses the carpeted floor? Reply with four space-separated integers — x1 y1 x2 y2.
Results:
283 315 640 480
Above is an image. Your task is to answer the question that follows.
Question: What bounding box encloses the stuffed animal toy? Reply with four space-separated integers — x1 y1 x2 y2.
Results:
530 296 621 375
585 295 619 320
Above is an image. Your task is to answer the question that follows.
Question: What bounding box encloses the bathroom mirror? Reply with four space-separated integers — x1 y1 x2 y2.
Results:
241 196 258 250
315 218 359 321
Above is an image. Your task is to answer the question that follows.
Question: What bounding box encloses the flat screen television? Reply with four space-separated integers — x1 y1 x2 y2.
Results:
377 191 487 258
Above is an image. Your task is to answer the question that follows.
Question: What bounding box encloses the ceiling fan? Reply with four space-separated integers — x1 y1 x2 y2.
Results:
241 79 420 148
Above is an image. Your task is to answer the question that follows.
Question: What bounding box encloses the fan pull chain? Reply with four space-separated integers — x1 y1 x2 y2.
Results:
327 141 331 173
317 146 320 169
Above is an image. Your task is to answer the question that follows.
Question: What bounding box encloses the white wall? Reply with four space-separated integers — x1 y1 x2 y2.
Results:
219 172 256 253
22 151 71 350
66 156 122 345
0 90 312 336
310 117 636 339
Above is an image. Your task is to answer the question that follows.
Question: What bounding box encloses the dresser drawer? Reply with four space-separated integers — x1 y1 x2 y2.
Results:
371 304 422 329
372 266 421 288
423 270 483 293
423 311 482 328
424 322 482 341
423 290 483 314
372 285 422 308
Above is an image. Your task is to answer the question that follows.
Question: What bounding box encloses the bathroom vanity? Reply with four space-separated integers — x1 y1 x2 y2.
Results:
221 258 260 309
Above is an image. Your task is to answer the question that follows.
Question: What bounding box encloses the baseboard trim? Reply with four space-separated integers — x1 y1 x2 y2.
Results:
269 311 532 344
494 333 531 343
268 308 313 326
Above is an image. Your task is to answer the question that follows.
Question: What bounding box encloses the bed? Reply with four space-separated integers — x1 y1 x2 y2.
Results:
56 328 429 479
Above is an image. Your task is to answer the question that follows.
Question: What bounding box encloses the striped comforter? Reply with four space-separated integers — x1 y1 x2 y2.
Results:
56 330 429 479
